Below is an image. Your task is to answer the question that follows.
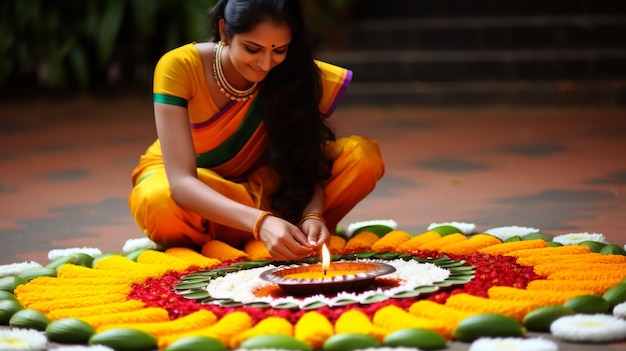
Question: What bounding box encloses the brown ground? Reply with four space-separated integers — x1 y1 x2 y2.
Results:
1 96 625 350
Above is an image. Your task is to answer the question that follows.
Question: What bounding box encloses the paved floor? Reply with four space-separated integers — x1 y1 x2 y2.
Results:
1 96 626 350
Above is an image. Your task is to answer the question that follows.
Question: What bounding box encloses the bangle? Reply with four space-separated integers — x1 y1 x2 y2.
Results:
253 211 273 240
299 212 326 227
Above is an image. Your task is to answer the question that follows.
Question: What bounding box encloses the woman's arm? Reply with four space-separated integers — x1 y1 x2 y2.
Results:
155 102 314 260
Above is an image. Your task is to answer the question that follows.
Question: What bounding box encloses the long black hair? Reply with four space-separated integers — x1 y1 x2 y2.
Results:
210 0 336 223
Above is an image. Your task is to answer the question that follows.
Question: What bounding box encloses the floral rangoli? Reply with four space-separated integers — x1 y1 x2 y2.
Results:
1 222 626 350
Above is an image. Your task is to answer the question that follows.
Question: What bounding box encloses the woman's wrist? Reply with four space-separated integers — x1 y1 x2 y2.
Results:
298 212 325 227
253 211 273 240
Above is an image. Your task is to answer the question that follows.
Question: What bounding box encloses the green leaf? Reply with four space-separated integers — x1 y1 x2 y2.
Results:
97 0 125 65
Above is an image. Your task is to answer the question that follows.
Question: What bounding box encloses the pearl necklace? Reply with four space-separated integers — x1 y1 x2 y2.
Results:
213 41 258 101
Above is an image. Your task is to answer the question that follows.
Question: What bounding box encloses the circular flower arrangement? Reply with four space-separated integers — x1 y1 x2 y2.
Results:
2 223 626 351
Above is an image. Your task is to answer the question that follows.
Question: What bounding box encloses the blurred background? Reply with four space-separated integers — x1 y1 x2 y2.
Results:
1 0 625 105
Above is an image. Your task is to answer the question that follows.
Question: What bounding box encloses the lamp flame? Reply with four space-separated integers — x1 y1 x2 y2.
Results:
321 244 330 275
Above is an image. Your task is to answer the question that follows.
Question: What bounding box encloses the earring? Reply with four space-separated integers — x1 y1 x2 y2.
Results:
221 40 229 46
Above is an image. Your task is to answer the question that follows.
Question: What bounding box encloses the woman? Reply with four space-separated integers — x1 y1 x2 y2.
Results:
128 0 384 261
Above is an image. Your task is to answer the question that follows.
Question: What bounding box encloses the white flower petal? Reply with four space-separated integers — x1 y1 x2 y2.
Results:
0 328 47 351
613 301 626 319
346 219 397 237
352 348 420 351
551 314 626 342
483 226 539 241
469 337 558 351
205 259 449 306
48 247 102 261
428 221 476 235
552 232 607 246
122 237 159 253
0 261 42 278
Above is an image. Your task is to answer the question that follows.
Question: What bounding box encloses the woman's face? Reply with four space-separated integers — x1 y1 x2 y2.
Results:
223 20 292 83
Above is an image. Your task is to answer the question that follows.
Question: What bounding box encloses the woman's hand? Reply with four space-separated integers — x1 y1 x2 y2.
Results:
258 216 315 261
300 217 330 248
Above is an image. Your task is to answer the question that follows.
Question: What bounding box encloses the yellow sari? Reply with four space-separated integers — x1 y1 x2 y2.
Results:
129 43 384 249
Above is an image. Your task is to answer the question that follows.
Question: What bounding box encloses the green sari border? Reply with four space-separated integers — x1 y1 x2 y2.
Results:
195 99 263 168
153 93 188 108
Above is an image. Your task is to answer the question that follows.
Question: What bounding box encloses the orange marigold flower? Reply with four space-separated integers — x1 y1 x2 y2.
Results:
201 240 249 262
344 231 380 252
136 250 193 272
243 239 272 260
488 286 595 305
418 233 467 252
478 239 548 256
334 309 386 342
48 300 146 321
506 245 590 260
547 268 626 281
408 300 475 338
444 293 541 322
230 316 293 349
328 235 346 254
97 309 218 338
526 279 622 295
439 234 501 256
371 230 412 253
158 311 252 349
373 305 448 337
397 231 441 253
80 307 170 329
294 311 334 350
164 247 222 268
28 293 129 314
519 252 626 267
534 262 626 277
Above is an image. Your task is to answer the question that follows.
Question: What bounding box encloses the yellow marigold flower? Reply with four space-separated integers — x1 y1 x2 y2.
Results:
478 239 548 256
136 250 192 272
81 307 170 329
373 305 448 336
57 264 126 279
157 311 252 349
243 239 272 260
230 316 293 349
418 233 467 252
48 300 146 321
294 311 334 350
92 255 169 279
439 234 501 256
344 231 380 252
397 231 441 253
164 247 222 268
408 300 475 334
517 252 626 267
20 276 126 287
334 309 386 342
534 262 626 277
526 279 622 295
444 293 541 322
16 284 130 306
488 286 595 305
28 293 129 314
506 245 590 259
97 309 218 337
371 230 412 252
201 240 249 262
328 235 346 254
